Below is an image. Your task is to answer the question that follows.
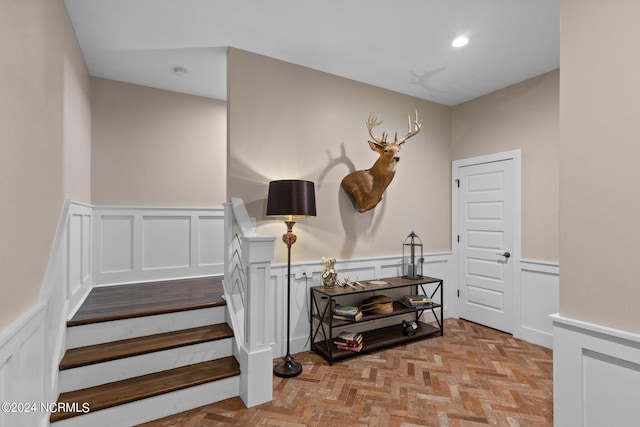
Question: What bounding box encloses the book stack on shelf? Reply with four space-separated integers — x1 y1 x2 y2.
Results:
333 305 363 322
333 331 363 352
399 295 434 309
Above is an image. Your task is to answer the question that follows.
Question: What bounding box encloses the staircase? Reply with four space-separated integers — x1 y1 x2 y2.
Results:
50 277 240 426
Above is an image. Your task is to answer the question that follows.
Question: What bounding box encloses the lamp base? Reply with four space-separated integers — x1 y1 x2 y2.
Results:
273 354 302 378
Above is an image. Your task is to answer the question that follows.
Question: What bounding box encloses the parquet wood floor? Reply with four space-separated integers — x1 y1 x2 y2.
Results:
138 319 553 427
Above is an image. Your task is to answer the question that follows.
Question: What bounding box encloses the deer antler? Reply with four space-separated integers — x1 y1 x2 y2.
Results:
395 110 421 145
366 114 388 146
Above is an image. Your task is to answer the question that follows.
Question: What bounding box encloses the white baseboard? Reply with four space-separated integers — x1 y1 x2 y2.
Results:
552 314 640 427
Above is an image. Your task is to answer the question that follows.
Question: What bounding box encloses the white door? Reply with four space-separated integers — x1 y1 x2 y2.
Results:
456 158 515 333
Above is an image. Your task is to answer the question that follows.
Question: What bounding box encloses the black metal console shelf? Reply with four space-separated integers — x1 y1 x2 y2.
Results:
310 276 443 365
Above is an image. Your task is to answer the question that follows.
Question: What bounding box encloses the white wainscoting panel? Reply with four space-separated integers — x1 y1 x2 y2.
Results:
583 349 640 426
100 216 134 273
1 201 226 427
93 207 224 285
199 216 224 266
68 214 83 294
1 204 87 426
552 314 640 427
514 260 559 348
268 253 453 359
67 204 93 308
142 216 191 270
0 305 47 427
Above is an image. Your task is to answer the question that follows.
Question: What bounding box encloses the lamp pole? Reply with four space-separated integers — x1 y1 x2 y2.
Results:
266 180 316 378
273 220 302 378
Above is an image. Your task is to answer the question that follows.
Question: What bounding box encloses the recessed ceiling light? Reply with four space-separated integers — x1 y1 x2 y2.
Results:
452 36 469 48
173 66 188 77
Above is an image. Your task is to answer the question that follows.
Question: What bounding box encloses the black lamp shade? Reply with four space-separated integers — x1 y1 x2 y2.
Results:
267 180 317 218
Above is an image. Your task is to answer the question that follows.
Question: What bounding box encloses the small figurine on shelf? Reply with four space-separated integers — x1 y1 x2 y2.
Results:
321 257 337 289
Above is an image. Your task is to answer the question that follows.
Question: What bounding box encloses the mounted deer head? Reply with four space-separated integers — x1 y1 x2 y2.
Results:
341 111 421 213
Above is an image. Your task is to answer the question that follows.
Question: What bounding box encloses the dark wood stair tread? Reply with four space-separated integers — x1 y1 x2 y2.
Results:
68 276 225 326
60 324 234 370
50 357 240 423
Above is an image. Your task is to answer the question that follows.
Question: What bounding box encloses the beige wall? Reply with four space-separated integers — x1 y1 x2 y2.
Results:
0 0 91 329
559 0 640 333
10 1 635 338
452 71 560 262
64 46 92 202
228 49 451 264
91 78 226 207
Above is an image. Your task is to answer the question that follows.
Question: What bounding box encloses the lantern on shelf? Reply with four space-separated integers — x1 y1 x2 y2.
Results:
402 231 424 279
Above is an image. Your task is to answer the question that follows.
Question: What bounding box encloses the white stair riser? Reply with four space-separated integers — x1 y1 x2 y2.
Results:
58 338 234 393
66 306 226 348
51 375 240 427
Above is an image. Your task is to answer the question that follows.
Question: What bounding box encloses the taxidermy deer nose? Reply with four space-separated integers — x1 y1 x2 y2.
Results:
395 157 400 162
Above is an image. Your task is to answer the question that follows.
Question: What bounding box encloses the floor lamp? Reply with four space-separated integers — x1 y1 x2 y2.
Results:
267 179 317 378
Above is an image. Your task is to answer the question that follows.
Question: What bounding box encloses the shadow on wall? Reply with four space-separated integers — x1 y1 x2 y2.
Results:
230 156 271 219
317 142 387 259
234 140 390 259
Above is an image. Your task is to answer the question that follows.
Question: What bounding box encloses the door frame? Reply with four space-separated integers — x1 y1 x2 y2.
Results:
451 149 522 330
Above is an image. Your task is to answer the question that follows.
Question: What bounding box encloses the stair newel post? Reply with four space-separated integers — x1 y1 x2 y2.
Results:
240 235 276 406
223 202 232 281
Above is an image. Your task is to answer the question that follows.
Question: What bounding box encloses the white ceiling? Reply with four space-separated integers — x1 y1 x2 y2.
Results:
64 0 559 106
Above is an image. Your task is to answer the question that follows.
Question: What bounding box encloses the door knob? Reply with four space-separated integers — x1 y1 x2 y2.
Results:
496 251 511 258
